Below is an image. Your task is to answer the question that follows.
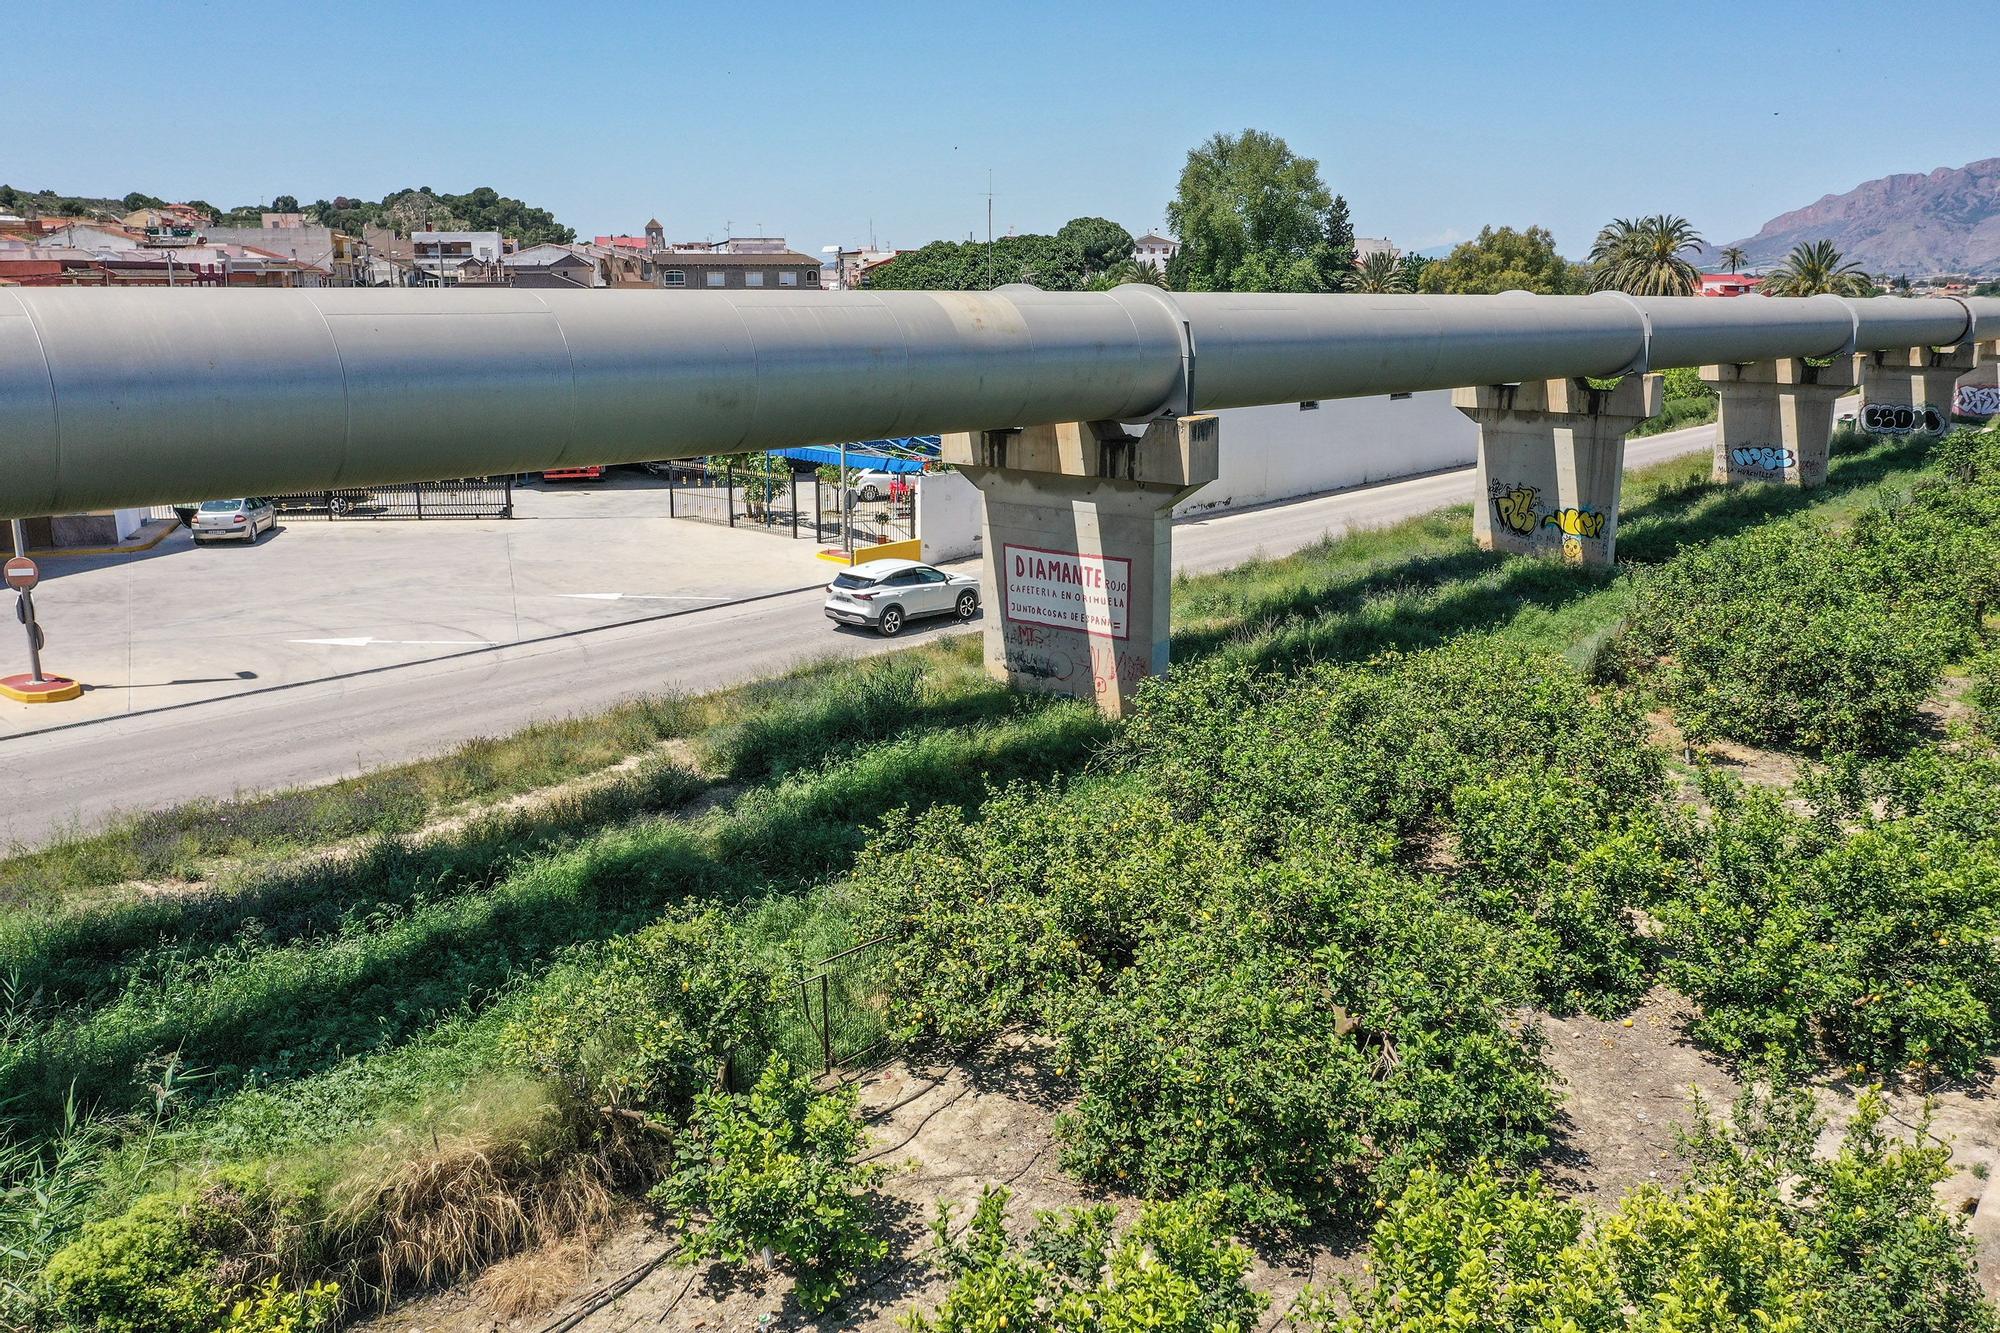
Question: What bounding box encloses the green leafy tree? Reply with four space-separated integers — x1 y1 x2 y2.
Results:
863 217 1133 291
1722 244 1748 274
908 1186 1266 1333
1054 216 1134 273
1165 129 1356 292
1353 249 1408 293
1397 252 1433 291
655 1057 886 1314
1416 225 1585 294
1759 240 1873 297
1589 214 1704 295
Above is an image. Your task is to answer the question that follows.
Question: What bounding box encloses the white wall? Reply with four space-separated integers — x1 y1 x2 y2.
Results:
918 468 983 562
1176 391 1475 516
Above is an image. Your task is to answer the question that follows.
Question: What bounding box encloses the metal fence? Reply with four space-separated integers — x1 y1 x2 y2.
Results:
651 461 915 546
720 935 896 1092
272 478 514 520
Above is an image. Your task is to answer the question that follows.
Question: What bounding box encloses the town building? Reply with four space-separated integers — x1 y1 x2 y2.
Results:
202 217 365 285
503 244 599 288
1699 273 1761 297
1133 232 1177 272
650 248 823 290
410 228 507 285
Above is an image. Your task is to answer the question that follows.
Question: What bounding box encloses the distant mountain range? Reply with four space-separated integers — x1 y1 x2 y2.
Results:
1711 157 2000 277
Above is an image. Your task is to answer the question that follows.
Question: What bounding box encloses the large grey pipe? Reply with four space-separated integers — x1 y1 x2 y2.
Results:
1 285 1992 519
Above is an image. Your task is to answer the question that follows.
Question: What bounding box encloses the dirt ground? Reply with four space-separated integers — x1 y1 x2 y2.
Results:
357 995 2000 1332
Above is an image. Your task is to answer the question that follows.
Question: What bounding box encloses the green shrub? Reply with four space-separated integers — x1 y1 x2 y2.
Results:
1295 1164 1622 1331
1655 779 2000 1076
1676 1082 1997 1333
217 1276 341 1332
41 1168 316 1333
1307 1080 1997 1332
861 786 1554 1230
1968 647 2000 737
1119 640 1665 861
1617 426 2000 753
1450 772 1672 1016
1054 869 1553 1230
907 1186 1266 1333
654 1056 886 1313
506 910 778 1120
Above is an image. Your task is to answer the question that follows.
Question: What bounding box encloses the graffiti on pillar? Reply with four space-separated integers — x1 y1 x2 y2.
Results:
1540 507 1608 564
1540 507 1607 539
1954 385 2000 420
1860 402 1947 435
1088 641 1150 700
1489 483 1542 536
1727 445 1796 478
1000 621 1076 684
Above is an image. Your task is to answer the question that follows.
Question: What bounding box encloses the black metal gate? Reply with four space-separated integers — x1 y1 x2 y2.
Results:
272 478 514 519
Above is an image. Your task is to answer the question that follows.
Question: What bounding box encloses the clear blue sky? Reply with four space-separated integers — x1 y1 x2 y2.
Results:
12 0 1993 257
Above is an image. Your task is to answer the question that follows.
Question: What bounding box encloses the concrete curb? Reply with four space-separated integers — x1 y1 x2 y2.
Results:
30 518 180 558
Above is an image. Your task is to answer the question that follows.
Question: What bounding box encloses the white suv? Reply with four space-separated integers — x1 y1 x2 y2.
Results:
823 558 979 636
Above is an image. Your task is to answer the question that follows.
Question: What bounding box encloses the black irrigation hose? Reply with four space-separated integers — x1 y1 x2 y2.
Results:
535 1249 684 1333
858 1081 975 1164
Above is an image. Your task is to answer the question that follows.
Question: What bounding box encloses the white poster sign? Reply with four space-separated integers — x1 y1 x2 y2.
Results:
1002 544 1130 639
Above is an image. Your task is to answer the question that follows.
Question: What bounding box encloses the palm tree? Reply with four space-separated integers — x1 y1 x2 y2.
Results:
1721 245 1747 275
1757 240 1872 297
1351 249 1408 294
1090 258 1167 290
1588 214 1705 296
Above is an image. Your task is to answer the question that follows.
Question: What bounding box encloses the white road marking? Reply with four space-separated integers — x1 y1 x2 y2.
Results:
289 637 498 647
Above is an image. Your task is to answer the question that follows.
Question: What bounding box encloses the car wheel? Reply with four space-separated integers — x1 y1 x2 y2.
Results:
877 607 904 637
956 590 978 619
859 485 879 501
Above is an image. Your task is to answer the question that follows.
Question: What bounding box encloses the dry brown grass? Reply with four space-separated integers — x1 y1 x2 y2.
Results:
472 1235 598 1317
323 1081 660 1308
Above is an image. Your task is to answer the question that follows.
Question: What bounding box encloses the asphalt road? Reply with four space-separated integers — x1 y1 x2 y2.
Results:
0 424 1716 846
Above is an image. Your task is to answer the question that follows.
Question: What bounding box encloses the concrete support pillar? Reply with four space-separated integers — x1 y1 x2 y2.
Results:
1859 343 1979 436
941 416 1218 716
1454 375 1660 567
1701 355 1858 487
1951 339 2000 422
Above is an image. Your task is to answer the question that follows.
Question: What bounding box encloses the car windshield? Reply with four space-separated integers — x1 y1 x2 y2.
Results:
831 572 877 590
198 499 244 511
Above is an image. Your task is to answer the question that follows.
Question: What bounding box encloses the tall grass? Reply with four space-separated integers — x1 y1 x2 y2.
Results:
0 695 699 909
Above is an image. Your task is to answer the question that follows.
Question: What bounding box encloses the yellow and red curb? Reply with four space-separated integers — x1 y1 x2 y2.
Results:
0 673 83 704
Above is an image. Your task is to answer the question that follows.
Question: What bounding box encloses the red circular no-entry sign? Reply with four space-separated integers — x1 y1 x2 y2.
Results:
3 557 38 592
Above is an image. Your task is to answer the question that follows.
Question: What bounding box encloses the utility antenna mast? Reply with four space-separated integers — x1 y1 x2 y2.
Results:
984 171 995 289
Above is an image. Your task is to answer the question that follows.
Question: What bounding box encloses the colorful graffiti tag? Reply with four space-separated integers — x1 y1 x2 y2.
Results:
1541 507 1607 539
1861 402 1947 436
1491 483 1541 536
1954 385 2000 420
1728 444 1796 476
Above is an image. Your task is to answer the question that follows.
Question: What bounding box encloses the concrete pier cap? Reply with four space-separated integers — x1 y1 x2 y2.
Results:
1455 373 1662 567
1701 355 1859 487
1858 342 1982 437
941 415 1219 716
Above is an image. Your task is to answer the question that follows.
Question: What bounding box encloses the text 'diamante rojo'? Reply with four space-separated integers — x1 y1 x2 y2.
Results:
1001 544 1131 640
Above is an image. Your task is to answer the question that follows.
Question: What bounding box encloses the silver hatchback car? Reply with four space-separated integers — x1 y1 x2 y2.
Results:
191 497 276 544
824 558 979 636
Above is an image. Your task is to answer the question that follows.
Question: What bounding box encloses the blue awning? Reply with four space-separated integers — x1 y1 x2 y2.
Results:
767 436 940 474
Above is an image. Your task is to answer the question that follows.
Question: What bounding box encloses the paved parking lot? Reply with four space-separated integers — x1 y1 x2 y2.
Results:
1 474 840 734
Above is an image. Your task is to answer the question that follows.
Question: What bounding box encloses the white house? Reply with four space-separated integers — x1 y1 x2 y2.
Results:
1133 232 1178 272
